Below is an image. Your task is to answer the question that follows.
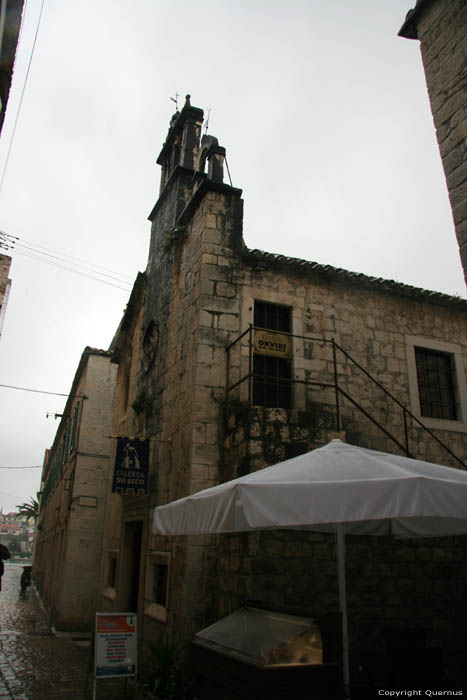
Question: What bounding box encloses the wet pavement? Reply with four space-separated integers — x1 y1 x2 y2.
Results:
0 563 135 700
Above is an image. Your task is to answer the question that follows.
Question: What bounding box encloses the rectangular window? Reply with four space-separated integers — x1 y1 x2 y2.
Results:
153 563 168 607
415 347 458 420
145 552 170 623
253 301 292 409
102 550 119 601
69 402 80 453
63 420 70 458
108 555 117 588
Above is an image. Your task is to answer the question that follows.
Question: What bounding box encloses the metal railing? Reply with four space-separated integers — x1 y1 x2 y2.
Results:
225 326 466 469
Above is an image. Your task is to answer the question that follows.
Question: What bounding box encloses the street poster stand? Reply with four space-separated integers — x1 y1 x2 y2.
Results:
93 612 137 700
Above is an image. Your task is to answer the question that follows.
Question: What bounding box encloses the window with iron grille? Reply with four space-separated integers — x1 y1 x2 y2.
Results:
253 301 292 409
414 347 458 421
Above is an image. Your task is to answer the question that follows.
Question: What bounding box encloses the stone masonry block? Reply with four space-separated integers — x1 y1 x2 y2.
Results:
453 197 467 228
196 363 225 387
202 263 232 282
200 294 238 312
218 314 240 332
216 282 237 298
200 278 215 295
205 213 217 228
205 423 218 445
199 309 214 328
446 159 467 192
193 423 206 444
197 344 214 363
203 229 224 246
202 253 217 265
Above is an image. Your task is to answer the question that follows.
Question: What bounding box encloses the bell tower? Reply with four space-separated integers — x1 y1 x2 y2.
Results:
156 94 204 194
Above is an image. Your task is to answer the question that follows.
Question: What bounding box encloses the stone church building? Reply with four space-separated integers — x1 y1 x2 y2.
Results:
98 96 467 687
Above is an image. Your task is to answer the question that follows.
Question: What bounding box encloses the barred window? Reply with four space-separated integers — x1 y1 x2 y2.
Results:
414 347 458 421
253 301 291 409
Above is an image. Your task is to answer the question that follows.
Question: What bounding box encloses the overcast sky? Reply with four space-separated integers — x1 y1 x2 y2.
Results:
0 0 465 514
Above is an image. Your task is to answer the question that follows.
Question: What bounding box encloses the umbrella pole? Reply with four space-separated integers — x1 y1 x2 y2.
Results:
336 523 351 699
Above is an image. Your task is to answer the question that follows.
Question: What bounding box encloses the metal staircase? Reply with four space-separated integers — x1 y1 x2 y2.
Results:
226 327 466 469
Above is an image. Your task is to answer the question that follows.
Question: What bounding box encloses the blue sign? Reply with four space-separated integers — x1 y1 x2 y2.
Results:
111 438 149 495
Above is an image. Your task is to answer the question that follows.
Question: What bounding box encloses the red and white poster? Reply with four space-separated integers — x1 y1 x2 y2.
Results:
95 613 137 679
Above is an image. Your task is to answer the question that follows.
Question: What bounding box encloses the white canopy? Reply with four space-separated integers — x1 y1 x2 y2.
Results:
153 439 467 538
152 439 467 698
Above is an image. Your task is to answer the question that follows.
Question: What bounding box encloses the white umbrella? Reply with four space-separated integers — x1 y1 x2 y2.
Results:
153 439 467 697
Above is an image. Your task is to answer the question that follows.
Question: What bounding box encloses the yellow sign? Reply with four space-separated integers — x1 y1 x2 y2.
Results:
254 330 291 358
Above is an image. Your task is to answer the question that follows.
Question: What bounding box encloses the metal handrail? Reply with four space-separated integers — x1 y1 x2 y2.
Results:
225 327 466 469
332 339 466 469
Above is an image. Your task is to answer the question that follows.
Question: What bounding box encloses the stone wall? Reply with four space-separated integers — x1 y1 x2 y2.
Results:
214 260 467 683
144 187 244 645
215 528 467 681
35 350 116 631
228 263 467 467
400 0 467 283
218 406 467 682
0 254 11 297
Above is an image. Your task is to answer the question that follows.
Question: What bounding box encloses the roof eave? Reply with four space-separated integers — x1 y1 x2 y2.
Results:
398 0 431 39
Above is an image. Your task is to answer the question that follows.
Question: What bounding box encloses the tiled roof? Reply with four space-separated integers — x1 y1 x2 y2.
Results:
245 248 467 309
83 347 113 358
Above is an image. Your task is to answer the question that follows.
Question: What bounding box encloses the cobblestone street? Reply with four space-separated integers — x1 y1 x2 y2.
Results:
0 564 134 700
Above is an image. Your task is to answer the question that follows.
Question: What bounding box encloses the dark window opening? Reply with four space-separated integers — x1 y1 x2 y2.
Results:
108 556 117 588
415 347 458 421
253 301 291 409
285 442 308 460
254 301 291 333
153 563 168 607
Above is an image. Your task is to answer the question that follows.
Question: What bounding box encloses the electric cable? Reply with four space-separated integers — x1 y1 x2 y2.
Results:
2 231 133 281
0 465 42 469
12 247 133 291
0 382 83 397
0 0 47 198
0 230 133 291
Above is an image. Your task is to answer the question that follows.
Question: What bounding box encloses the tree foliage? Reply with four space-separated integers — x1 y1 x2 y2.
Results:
16 497 39 522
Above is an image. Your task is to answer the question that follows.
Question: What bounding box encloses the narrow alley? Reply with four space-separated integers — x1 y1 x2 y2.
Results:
0 563 132 700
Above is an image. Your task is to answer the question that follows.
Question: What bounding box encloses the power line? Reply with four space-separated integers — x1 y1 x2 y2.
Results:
0 0 47 198
0 231 133 291
3 232 134 281
16 242 132 284
0 383 83 397
0 465 42 469
12 247 133 291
